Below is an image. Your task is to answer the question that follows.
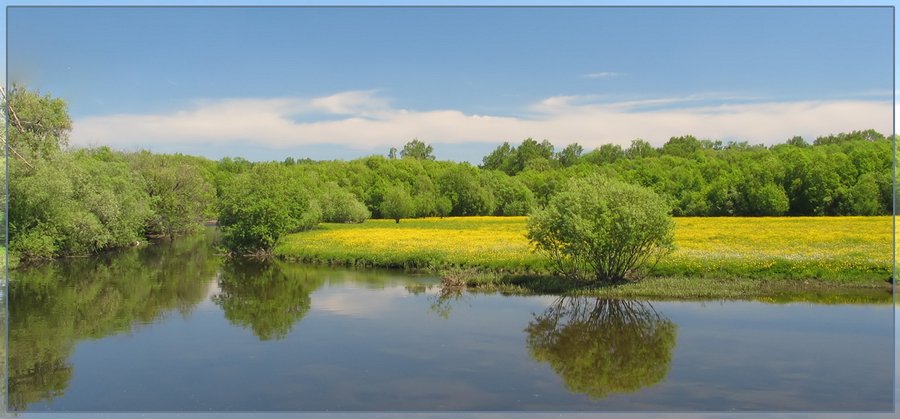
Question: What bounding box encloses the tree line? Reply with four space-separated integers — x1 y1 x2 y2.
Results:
5 87 894 260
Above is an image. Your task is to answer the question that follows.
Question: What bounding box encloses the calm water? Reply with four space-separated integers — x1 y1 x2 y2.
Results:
7 230 894 412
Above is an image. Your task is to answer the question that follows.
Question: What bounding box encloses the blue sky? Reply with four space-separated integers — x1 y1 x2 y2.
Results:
6 5 895 163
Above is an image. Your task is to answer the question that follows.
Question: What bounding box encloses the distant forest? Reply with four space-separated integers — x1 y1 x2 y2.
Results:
5 87 894 259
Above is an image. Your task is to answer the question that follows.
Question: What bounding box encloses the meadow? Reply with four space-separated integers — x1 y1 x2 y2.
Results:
276 215 893 293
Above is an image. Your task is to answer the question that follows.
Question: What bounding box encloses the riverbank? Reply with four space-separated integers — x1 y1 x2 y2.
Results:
275 216 893 298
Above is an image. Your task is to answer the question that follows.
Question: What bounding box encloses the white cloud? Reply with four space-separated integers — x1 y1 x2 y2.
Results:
584 71 622 78
70 90 893 152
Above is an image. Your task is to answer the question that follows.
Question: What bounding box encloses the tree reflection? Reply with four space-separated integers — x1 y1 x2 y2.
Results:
428 284 469 319
7 231 219 410
525 297 677 400
213 261 325 341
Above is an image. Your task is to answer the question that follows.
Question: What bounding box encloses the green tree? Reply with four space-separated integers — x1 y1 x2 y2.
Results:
786 136 808 147
127 151 216 236
583 143 625 165
217 163 321 254
482 142 516 174
380 184 416 223
555 143 583 167
625 139 657 159
439 164 496 216
434 196 453 219
848 173 883 215
660 135 701 158
515 138 556 173
527 175 674 283
526 297 677 400
9 150 153 260
317 182 371 223
6 85 72 159
400 138 435 160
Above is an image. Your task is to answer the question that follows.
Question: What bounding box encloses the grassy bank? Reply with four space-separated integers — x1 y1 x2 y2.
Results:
275 216 893 295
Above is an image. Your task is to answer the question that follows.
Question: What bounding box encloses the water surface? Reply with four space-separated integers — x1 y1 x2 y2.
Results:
8 230 894 411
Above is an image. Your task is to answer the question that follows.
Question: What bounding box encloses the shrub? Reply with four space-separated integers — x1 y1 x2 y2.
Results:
318 182 371 223
217 164 321 254
379 184 415 223
526 175 674 283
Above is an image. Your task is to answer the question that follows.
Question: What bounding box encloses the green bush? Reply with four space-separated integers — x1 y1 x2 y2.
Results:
318 182 371 223
127 151 216 236
526 175 674 283
379 184 415 223
217 164 321 254
9 150 152 261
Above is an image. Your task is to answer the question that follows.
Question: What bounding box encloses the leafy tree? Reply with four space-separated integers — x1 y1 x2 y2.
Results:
127 151 216 236
527 175 674 283
9 150 153 260
786 136 808 147
380 184 416 223
515 138 556 172
400 138 435 160
439 164 496 216
6 85 72 159
526 297 676 400
660 135 701 158
849 173 883 215
742 182 790 216
556 143 583 167
217 163 321 254
483 171 535 216
317 182 371 223
583 143 625 165
625 139 657 159
434 196 453 219
482 142 516 174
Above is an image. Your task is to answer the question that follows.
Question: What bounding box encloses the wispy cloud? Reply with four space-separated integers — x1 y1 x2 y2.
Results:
71 90 892 152
583 71 622 78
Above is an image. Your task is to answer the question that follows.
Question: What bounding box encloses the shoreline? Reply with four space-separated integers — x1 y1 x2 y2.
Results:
274 216 893 300
274 253 893 302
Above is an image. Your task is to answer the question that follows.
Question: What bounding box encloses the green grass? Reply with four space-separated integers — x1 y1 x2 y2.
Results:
276 216 894 297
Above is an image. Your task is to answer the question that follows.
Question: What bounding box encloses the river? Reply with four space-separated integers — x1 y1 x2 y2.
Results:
6 229 894 412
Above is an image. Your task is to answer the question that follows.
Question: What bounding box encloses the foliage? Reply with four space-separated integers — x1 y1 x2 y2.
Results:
6 85 895 262
526 298 676 400
379 184 416 223
439 164 497 216
527 176 675 283
9 149 154 260
318 182 371 223
126 151 216 236
217 163 321 254
6 85 72 159
399 138 436 160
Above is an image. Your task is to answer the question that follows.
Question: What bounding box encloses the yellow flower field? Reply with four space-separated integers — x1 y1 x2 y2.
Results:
276 216 893 282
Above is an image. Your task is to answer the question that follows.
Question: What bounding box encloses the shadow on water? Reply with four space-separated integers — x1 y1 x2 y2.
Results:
525 297 678 400
7 230 221 411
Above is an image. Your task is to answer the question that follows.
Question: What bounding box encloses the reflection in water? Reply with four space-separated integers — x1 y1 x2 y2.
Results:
428 285 469 319
525 297 677 400
7 230 220 411
213 261 325 341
